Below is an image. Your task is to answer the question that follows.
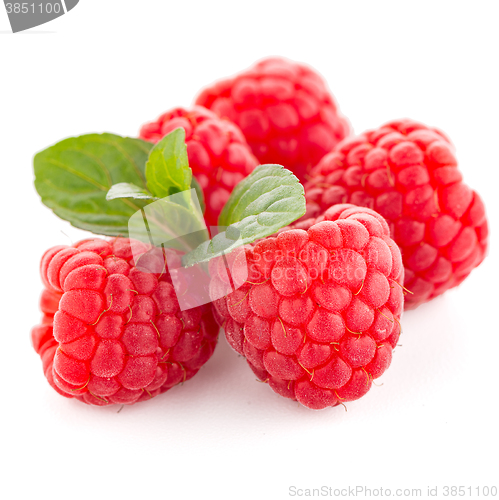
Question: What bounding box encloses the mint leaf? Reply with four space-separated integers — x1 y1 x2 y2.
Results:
34 133 152 236
218 164 304 226
145 128 192 199
107 182 155 201
183 164 305 266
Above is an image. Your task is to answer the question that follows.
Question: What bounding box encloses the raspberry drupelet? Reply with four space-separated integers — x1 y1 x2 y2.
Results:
139 106 258 227
195 57 350 183
304 119 488 309
31 237 219 406
210 205 404 410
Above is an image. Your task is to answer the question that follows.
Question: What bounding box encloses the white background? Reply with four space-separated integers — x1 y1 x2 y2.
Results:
1 1 498 499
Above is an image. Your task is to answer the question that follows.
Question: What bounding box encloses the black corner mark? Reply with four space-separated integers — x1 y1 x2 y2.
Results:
3 0 79 33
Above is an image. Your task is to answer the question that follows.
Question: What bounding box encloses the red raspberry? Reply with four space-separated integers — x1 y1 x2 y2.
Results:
195 57 350 182
304 119 489 309
210 205 404 410
31 237 219 406
139 106 258 227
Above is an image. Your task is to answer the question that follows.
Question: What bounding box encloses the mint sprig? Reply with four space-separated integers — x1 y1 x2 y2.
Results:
34 132 304 262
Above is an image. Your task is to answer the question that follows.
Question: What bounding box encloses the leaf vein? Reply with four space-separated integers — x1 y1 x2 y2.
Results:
40 159 109 191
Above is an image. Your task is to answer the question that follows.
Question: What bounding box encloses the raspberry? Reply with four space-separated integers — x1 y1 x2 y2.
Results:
304 119 489 309
210 205 403 410
195 57 350 182
139 106 258 227
31 237 219 406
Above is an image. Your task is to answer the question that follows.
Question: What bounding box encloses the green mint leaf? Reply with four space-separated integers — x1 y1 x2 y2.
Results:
218 164 305 226
183 164 305 266
34 133 153 236
145 128 192 199
107 182 156 201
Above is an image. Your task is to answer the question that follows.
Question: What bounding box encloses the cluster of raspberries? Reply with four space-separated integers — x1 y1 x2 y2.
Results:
31 238 219 406
32 57 488 410
139 58 487 309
